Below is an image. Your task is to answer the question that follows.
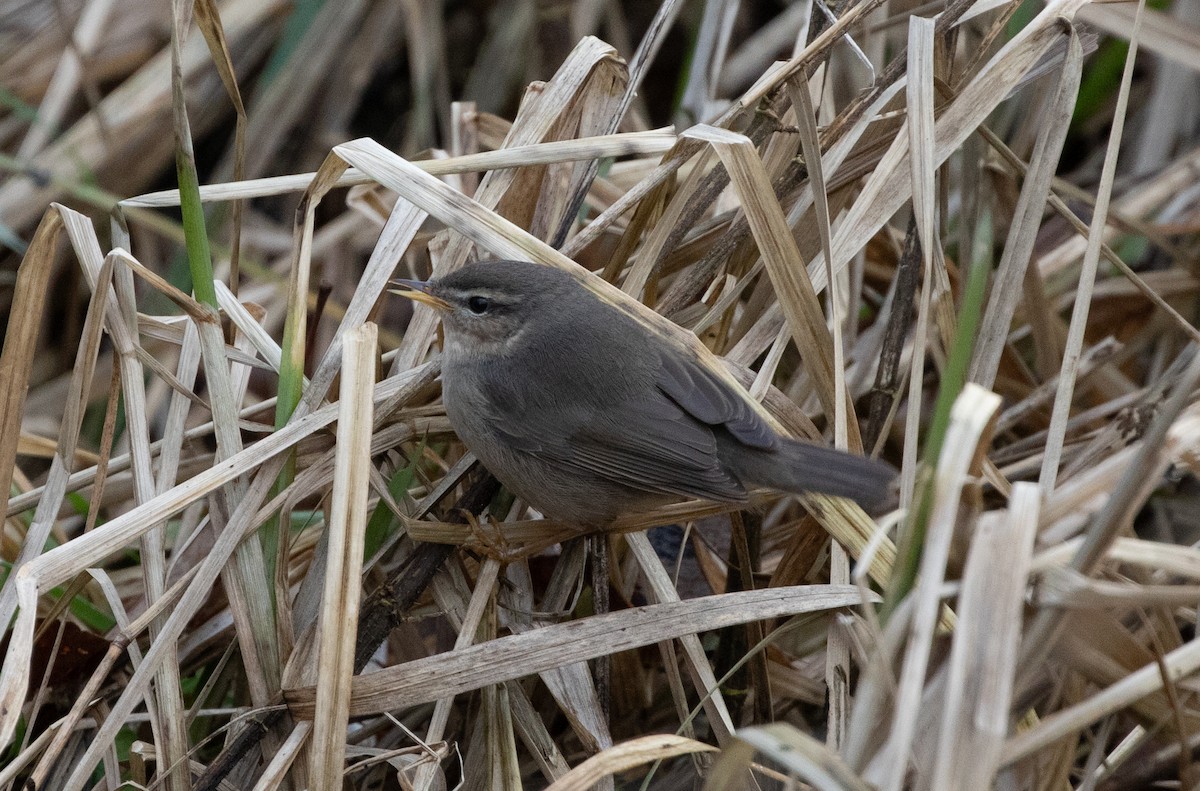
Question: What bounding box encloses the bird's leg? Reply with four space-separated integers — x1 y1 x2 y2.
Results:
464 510 515 562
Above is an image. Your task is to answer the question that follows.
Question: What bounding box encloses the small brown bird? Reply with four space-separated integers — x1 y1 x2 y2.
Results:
394 260 895 529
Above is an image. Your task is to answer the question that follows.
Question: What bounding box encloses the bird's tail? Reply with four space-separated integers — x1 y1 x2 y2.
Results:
730 437 896 508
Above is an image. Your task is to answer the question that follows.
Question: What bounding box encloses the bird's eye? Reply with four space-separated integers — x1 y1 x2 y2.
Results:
467 296 491 314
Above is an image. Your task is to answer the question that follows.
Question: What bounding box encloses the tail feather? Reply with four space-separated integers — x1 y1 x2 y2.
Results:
723 436 896 508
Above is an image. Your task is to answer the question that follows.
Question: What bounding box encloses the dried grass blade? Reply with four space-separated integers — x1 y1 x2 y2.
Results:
969 31 1082 388
626 530 734 744
503 559 611 761
0 209 61 527
787 68 860 751
283 585 871 718
900 16 937 508
678 0 738 122
1036 568 1200 609
309 324 377 788
562 145 691 259
508 680 575 782
738 723 873 791
876 385 1001 791
931 483 1039 788
619 145 714 299
1035 143 1200 280
266 152 352 641
214 281 286 374
790 76 847 446
122 130 677 207
26 574 134 785
192 0 248 292
172 0 285 724
1038 0 1144 498
544 734 718 791
411 558 502 791
5 395 275 517
2 247 114 772
110 247 190 789
252 723 312 791
323 198 428 393
537 43 628 246
476 678 522 788
0 247 110 611
730 0 890 110
701 737 756 791
280 151 351 419
1034 535 1200 582
788 78 908 231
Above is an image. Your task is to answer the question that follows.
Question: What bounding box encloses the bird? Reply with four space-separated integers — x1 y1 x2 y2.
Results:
393 259 895 530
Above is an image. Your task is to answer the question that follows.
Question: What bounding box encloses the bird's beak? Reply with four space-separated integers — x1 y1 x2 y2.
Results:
389 279 451 311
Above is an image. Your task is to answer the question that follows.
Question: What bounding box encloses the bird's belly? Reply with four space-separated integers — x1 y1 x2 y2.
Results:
442 378 662 528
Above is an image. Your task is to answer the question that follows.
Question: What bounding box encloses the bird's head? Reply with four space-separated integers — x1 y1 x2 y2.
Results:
391 260 578 356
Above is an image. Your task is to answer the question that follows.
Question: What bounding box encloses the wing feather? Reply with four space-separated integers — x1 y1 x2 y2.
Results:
486 390 747 502
569 404 747 501
655 350 777 449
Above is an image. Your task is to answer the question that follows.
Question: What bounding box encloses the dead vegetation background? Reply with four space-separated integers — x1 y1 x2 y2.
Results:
1 0 1200 788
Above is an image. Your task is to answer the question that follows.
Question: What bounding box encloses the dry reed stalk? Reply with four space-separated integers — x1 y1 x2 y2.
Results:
308 323 376 787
